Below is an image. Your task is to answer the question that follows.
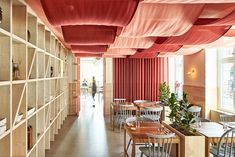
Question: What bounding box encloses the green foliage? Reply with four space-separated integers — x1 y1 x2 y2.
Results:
159 82 170 104
167 92 196 134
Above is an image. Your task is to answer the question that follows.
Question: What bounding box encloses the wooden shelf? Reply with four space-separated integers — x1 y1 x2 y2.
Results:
0 1 74 157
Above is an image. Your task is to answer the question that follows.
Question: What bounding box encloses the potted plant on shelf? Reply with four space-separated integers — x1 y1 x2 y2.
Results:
159 82 170 105
163 92 205 157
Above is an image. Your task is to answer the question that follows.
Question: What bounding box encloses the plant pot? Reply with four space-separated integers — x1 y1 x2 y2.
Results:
163 122 205 157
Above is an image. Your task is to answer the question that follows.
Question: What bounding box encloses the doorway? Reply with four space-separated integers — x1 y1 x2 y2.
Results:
80 58 104 113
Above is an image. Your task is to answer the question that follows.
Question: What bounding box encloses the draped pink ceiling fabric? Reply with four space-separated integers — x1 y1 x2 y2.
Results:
163 26 231 45
62 25 117 45
143 0 235 3
129 51 159 58
113 58 168 102
104 48 136 56
197 11 235 26
158 47 202 57
110 37 155 49
71 45 108 53
75 53 103 58
192 36 235 48
40 0 139 26
142 44 182 53
120 3 205 37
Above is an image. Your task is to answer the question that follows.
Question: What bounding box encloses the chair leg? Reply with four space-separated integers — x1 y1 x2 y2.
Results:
140 152 143 157
127 139 131 150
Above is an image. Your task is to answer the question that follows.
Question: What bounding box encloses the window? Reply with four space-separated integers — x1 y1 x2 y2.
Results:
218 47 235 112
168 56 183 99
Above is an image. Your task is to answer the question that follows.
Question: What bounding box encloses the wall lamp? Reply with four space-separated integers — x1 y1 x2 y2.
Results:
187 69 195 75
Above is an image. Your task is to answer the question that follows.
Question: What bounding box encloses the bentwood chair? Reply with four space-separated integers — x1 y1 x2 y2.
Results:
113 98 126 104
125 116 154 151
210 128 235 157
139 133 175 157
142 107 163 122
118 104 135 132
220 115 235 122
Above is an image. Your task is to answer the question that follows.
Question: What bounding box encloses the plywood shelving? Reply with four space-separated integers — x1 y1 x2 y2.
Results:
0 0 74 157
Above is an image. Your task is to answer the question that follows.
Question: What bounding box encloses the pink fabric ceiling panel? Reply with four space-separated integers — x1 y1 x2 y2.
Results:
105 48 136 55
75 53 103 58
142 44 182 53
40 0 138 26
163 26 230 45
224 29 235 36
129 51 158 58
102 54 126 58
143 0 235 3
196 10 235 26
159 47 202 56
110 37 155 49
71 45 108 53
62 25 117 45
120 3 204 37
192 36 235 48
199 4 235 18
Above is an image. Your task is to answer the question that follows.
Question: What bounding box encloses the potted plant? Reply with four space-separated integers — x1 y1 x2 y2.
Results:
163 92 205 157
159 82 170 105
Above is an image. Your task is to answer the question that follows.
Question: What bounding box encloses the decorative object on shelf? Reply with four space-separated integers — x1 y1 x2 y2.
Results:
167 92 196 135
27 125 33 150
50 66 54 77
12 59 21 80
16 113 23 123
37 132 41 137
27 30 31 42
0 124 6 135
27 107 35 116
0 118 7 126
159 82 170 105
0 6 2 24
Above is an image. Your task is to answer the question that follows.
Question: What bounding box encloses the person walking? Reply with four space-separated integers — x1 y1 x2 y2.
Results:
91 76 97 107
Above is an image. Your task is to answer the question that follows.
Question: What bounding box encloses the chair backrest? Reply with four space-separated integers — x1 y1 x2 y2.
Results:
146 133 175 157
220 114 235 122
119 104 134 120
113 98 126 104
125 116 154 124
188 106 201 118
217 128 235 157
134 99 151 104
142 107 163 122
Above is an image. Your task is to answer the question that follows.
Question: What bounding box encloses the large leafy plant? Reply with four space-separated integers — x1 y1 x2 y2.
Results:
159 82 170 104
168 92 195 134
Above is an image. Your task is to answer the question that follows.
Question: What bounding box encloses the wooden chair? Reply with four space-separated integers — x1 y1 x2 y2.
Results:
118 104 134 132
210 128 235 157
113 98 126 104
220 115 235 122
125 116 154 151
142 106 163 122
139 133 175 157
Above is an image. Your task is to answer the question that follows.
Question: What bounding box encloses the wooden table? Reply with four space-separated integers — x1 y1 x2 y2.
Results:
110 103 137 131
124 122 180 157
192 122 232 157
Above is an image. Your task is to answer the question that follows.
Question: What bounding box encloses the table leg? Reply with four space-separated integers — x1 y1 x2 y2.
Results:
131 140 136 157
177 142 180 157
205 138 210 157
124 129 127 157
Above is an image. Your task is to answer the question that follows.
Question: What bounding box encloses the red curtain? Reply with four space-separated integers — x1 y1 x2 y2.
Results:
113 58 168 102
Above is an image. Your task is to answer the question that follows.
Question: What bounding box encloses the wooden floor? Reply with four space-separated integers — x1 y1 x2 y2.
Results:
45 94 125 157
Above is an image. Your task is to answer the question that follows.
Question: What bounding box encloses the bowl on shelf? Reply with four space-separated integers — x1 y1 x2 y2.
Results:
16 113 23 123
27 107 35 116
0 118 7 126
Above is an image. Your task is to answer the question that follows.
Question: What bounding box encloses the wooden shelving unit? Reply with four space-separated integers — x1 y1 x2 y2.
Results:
0 0 74 157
